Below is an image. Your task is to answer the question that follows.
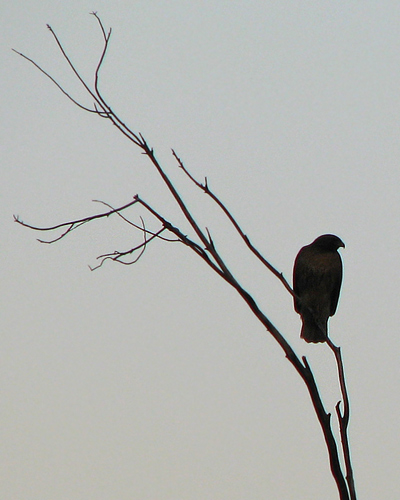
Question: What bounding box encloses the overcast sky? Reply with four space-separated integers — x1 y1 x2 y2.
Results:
2 2 400 499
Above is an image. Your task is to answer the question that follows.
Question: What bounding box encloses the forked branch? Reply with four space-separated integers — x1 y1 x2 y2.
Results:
327 338 357 500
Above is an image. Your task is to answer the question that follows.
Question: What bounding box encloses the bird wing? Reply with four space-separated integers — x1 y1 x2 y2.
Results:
293 245 343 317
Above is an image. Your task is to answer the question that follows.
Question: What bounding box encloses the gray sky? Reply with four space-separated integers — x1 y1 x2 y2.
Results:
2 2 400 499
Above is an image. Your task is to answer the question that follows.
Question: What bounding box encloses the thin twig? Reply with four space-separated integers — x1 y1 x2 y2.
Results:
172 149 295 297
46 24 106 113
11 49 99 114
91 12 112 113
89 225 163 270
92 199 177 242
14 198 140 241
91 11 108 41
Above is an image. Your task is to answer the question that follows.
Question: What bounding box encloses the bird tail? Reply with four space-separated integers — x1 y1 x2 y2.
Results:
300 311 328 343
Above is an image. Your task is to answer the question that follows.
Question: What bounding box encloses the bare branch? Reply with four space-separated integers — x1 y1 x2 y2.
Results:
138 139 215 258
134 195 226 277
14 15 355 499
328 338 357 500
89 224 164 271
12 49 99 114
45 24 107 114
14 198 140 242
90 11 110 42
172 149 295 297
90 12 113 113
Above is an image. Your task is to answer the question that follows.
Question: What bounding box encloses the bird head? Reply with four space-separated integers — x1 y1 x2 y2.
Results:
312 234 345 250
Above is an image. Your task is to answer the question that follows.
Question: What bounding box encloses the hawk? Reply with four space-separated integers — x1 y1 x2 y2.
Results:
293 234 345 343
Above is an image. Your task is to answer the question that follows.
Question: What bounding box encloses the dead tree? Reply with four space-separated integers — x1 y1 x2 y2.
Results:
13 14 356 500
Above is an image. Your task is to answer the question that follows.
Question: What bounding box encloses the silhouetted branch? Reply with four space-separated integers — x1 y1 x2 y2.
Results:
11 49 99 114
13 198 140 243
91 12 112 113
45 23 105 112
14 15 355 500
327 338 357 500
92 199 177 242
89 220 163 270
172 149 295 297
134 195 226 277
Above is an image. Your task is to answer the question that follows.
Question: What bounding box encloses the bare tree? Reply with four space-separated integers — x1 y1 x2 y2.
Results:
13 14 356 500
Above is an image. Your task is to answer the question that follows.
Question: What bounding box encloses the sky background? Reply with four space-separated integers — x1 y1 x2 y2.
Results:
2 1 400 499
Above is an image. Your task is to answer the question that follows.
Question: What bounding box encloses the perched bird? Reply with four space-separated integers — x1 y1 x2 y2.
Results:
293 234 345 343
